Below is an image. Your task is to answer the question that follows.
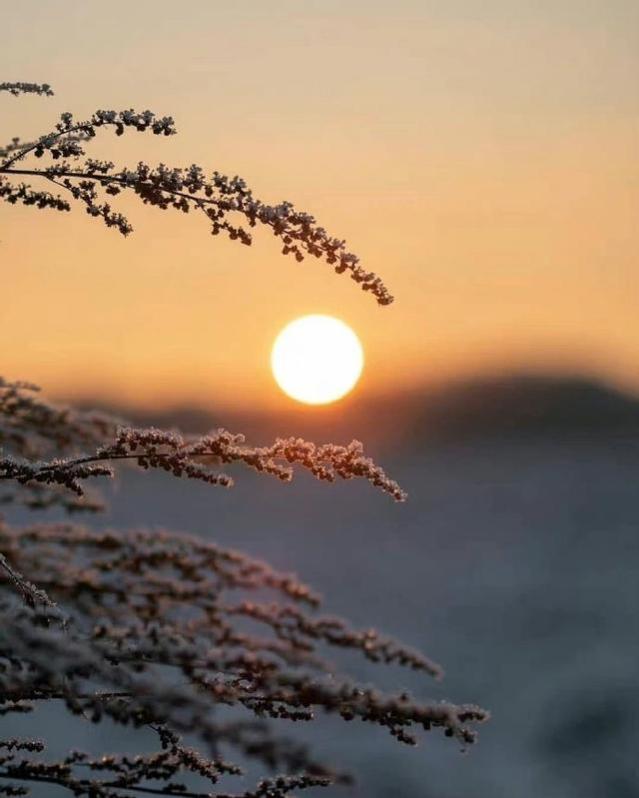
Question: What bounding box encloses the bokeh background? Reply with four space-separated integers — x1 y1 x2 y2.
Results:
2 2 639 796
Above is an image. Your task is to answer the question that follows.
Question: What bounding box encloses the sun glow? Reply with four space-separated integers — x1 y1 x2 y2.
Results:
271 315 364 405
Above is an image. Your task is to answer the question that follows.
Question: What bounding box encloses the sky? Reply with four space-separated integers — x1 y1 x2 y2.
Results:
1 0 637 411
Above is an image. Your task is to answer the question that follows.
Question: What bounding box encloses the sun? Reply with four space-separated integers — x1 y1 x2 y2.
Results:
271 315 364 405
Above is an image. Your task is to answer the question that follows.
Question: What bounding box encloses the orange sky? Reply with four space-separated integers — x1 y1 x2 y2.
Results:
1 1 638 411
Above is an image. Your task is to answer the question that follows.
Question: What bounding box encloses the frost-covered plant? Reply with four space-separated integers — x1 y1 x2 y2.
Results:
0 82 391 305
0 82 488 797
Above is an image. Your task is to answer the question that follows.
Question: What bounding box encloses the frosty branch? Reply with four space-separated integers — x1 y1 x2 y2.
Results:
0 82 393 305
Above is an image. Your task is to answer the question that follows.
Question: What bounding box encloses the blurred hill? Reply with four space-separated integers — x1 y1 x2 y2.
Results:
76 373 639 452
404 374 639 443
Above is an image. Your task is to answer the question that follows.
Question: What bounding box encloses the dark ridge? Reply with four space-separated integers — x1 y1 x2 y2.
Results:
405 375 639 444
72 374 639 453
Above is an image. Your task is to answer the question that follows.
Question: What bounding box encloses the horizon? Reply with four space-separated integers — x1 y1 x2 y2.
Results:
53 366 639 417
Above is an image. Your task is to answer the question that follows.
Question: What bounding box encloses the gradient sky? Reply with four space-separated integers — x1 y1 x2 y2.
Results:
1 1 637 410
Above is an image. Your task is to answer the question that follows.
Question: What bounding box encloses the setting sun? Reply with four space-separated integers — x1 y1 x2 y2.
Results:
271 315 364 405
